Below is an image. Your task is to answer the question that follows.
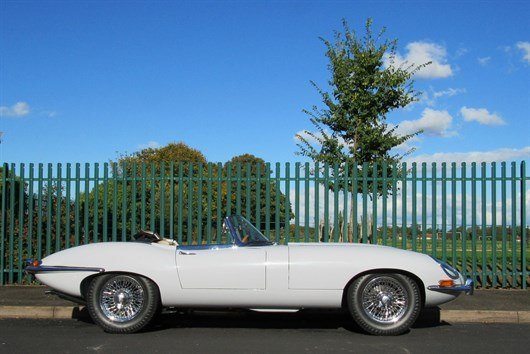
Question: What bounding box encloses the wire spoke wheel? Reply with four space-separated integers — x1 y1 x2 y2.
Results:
99 275 145 323
361 276 408 324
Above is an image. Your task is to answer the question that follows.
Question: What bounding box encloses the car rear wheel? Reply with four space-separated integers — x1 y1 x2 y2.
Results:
86 274 160 333
347 273 421 335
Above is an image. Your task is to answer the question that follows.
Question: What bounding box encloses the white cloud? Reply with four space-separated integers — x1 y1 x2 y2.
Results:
478 56 491 66
516 41 530 63
0 101 30 117
388 42 453 79
138 141 160 150
408 146 530 164
460 106 505 125
396 108 455 138
433 88 466 99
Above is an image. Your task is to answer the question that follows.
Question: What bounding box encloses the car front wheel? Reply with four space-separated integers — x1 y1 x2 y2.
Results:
86 274 160 333
347 273 421 335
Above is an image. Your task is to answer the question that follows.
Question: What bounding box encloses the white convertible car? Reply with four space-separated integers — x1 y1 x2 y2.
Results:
26 215 473 335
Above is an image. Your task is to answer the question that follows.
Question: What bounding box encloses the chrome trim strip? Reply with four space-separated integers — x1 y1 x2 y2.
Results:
25 265 105 274
427 278 474 295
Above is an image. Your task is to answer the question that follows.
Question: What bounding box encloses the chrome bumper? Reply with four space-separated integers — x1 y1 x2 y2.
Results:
427 278 474 295
25 265 105 274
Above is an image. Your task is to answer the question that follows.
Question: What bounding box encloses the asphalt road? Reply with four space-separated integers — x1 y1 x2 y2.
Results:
0 311 528 354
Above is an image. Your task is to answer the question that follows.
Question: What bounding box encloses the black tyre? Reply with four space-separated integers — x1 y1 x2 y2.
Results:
86 274 160 334
347 273 421 335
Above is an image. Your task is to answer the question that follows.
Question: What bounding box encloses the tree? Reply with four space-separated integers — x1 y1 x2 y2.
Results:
296 19 429 194
84 145 291 243
225 154 292 230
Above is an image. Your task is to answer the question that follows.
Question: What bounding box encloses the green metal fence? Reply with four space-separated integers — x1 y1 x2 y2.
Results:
1 161 528 288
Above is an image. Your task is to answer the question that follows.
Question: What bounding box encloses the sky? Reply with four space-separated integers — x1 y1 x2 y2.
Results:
1 0 529 165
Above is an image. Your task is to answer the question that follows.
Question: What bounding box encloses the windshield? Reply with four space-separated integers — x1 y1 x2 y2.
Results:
225 215 272 246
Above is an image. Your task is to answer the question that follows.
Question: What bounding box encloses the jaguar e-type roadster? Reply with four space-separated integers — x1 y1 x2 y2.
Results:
26 215 473 335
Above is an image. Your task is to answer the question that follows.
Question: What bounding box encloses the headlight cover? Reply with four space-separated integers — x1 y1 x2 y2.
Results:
430 256 461 280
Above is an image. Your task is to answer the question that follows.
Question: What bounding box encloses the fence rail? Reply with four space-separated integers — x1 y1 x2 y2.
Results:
1 161 528 288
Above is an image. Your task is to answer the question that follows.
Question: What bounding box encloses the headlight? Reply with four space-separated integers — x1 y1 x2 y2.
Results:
430 256 460 280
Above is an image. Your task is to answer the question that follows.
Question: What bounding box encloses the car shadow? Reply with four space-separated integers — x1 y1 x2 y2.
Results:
74 306 449 334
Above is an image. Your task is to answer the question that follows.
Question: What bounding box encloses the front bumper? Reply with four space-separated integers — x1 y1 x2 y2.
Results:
427 278 474 295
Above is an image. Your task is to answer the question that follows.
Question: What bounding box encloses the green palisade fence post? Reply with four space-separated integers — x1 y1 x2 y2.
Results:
236 163 241 216
491 162 497 287
411 163 417 252
83 163 89 245
18 164 25 283
150 163 156 234
160 162 166 238
122 162 128 242
304 163 309 242
102 163 108 242
362 162 368 244
37 164 43 258
461 162 467 279
314 163 320 242
197 163 202 245
141 163 146 230
265 163 271 240
392 162 397 248
432 162 437 258
481 162 487 287
342 162 349 243
511 162 517 287
382 162 388 246
65 163 70 248
285 162 291 244
28 164 34 262
246 163 251 220
187 162 193 245
333 163 339 243
295 162 300 242
256 163 261 232
93 163 98 244
421 163 427 254
520 161 527 289
112 163 118 242
275 162 281 243
131 163 137 237
0 163 6 285
74 163 79 246
373 162 379 246
442 162 447 262
451 163 457 267
226 162 232 227
471 162 477 286
352 163 358 243
170 162 175 239
216 163 222 243
206 163 212 244
501 162 507 287
324 163 330 243
179 163 184 244
401 162 407 250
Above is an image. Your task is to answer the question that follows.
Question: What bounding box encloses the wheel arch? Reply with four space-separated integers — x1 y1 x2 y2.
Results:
80 271 162 302
340 268 425 309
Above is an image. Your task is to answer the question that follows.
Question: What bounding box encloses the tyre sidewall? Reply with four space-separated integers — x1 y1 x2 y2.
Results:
348 273 421 335
87 274 159 333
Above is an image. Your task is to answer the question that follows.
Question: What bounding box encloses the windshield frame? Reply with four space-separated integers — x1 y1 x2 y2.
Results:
224 215 273 247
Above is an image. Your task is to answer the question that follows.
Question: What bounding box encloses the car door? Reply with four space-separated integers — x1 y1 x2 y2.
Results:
176 245 266 290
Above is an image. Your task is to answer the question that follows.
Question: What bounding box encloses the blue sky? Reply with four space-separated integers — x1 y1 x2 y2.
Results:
1 0 529 164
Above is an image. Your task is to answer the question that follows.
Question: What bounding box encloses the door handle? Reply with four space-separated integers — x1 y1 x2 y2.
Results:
178 251 196 256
